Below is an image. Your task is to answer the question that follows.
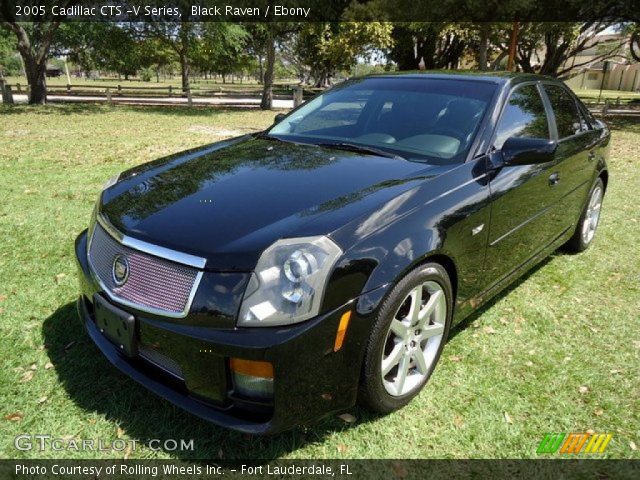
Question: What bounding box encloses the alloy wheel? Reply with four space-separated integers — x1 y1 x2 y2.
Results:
381 280 447 397
582 185 603 244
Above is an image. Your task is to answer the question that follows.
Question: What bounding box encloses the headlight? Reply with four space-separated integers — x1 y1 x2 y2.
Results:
238 236 342 327
102 173 120 190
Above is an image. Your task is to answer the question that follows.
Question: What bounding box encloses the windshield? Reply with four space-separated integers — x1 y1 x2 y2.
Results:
267 77 497 164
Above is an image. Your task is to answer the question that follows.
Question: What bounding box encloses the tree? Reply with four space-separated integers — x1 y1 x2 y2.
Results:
249 23 300 110
626 24 640 62
631 32 640 62
294 22 392 87
137 37 176 82
497 22 627 77
1 0 87 103
55 23 146 80
1 22 59 103
0 27 20 77
0 0 73 104
192 23 248 82
243 24 270 83
388 23 470 71
97 25 146 80
140 15 199 93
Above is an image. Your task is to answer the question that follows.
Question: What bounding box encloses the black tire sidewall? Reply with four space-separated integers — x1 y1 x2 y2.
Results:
358 262 454 413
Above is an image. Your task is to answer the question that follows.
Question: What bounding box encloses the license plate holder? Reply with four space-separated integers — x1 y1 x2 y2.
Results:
93 294 138 357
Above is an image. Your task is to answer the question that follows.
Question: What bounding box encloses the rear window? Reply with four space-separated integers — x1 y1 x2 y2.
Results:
544 85 585 139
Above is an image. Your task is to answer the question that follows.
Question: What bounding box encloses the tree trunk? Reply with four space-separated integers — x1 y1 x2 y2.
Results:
257 55 264 84
179 50 190 94
177 20 192 95
23 54 47 104
64 57 71 85
418 35 437 70
477 25 489 71
260 34 276 110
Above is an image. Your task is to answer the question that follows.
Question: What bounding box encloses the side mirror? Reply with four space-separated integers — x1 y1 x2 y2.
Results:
501 137 557 166
274 113 286 124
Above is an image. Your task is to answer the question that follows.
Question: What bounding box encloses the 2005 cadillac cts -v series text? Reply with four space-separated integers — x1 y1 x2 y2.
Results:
75 72 609 433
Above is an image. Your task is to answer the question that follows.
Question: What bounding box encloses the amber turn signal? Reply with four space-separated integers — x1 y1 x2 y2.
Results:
230 358 274 379
333 310 352 352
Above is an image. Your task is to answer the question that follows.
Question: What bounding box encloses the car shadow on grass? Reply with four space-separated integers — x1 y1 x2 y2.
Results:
448 255 553 340
42 302 360 461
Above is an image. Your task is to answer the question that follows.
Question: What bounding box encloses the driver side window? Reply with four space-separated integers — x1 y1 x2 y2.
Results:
494 84 551 149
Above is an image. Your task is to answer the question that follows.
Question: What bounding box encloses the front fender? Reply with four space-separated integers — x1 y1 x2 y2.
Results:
321 220 447 318
322 158 493 324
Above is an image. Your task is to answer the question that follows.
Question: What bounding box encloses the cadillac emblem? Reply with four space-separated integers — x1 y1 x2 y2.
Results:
112 254 130 286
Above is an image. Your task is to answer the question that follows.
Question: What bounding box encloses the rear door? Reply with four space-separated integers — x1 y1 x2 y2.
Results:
484 82 558 287
540 83 599 232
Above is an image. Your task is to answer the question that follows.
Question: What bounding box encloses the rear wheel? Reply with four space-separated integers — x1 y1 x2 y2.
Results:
358 263 453 413
565 178 604 252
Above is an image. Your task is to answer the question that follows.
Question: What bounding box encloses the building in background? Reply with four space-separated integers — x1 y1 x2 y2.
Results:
563 33 640 92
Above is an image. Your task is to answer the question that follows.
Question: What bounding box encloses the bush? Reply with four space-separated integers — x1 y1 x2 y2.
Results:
0 54 23 76
139 67 153 82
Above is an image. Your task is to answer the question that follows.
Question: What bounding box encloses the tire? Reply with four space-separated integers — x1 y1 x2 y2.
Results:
564 177 604 253
358 262 453 413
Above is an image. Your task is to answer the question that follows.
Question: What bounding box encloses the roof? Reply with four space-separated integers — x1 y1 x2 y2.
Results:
365 70 559 85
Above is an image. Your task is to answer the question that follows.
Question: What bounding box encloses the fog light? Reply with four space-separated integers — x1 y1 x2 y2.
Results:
230 358 274 400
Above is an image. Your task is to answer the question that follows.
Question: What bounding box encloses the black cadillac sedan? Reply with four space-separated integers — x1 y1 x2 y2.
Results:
75 72 609 433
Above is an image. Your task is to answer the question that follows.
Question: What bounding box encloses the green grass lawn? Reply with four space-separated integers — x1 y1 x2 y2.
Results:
0 104 638 460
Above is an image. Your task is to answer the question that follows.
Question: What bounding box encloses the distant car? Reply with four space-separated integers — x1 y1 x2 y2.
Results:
45 67 63 78
75 72 609 433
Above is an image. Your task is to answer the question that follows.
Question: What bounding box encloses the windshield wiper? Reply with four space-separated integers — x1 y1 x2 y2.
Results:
316 142 405 160
255 132 282 141
255 132 310 146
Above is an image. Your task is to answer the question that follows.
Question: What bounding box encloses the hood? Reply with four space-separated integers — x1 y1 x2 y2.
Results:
100 136 441 270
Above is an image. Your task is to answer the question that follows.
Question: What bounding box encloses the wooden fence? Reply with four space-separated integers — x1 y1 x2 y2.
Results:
2 81 320 105
584 99 640 118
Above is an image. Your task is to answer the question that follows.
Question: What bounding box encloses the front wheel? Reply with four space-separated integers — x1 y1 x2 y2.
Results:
358 263 453 413
565 178 604 253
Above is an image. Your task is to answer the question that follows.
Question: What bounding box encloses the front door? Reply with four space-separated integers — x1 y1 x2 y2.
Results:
484 83 558 288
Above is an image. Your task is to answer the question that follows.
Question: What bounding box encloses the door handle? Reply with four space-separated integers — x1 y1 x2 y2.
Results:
549 172 560 186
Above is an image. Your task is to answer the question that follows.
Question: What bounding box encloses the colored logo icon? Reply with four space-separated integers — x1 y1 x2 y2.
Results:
537 433 612 454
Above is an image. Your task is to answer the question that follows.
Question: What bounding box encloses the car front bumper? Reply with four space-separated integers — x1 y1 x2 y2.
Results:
75 230 374 434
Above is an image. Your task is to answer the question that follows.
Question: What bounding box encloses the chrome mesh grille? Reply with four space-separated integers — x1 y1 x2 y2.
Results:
138 344 184 379
88 223 200 316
